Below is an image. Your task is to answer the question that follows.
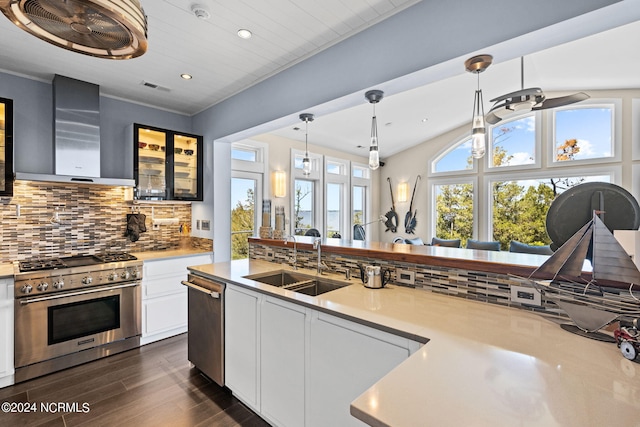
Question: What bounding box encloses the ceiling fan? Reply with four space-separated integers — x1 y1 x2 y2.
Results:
485 57 589 125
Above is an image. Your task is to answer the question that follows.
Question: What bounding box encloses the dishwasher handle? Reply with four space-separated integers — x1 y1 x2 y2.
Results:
182 280 221 298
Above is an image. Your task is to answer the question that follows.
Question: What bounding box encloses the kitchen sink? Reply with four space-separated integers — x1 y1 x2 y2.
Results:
244 270 348 296
244 270 315 287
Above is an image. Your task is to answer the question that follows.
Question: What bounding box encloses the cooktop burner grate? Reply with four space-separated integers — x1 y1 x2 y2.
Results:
18 252 138 272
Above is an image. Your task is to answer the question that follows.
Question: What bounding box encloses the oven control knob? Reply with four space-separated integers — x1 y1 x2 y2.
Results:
37 282 49 292
121 270 131 280
21 284 33 294
53 279 64 289
82 276 93 285
108 272 119 281
132 269 141 279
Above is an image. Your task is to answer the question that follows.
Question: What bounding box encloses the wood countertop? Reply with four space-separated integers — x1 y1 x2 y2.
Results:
250 237 555 277
189 259 638 427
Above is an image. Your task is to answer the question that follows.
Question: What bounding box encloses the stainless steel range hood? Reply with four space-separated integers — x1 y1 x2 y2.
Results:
16 75 135 187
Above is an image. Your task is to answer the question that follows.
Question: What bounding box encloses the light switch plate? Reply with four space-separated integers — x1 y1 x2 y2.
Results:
202 220 210 231
510 285 541 306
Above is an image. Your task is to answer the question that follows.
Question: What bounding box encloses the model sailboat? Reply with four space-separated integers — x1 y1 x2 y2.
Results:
524 212 640 341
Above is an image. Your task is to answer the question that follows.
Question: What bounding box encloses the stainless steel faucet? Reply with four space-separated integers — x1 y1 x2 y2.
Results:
313 237 329 275
284 234 298 270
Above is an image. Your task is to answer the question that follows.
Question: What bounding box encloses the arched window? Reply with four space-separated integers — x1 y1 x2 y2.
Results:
432 136 474 174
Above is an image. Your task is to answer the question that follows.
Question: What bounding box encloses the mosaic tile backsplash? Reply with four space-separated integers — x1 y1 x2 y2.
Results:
249 241 573 320
0 181 211 262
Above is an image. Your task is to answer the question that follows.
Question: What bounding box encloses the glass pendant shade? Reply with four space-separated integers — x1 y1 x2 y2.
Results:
365 90 384 170
471 89 486 159
302 156 311 175
464 55 492 160
369 115 380 170
299 113 314 176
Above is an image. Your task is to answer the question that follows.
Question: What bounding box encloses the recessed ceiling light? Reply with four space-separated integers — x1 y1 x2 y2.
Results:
385 122 393 127
180 73 193 80
421 118 428 122
237 29 252 39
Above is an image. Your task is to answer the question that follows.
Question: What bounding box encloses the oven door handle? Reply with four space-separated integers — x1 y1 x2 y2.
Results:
181 281 220 299
19 282 140 305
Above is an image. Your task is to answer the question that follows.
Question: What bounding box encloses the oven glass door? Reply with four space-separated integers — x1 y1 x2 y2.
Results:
15 283 141 368
48 295 121 345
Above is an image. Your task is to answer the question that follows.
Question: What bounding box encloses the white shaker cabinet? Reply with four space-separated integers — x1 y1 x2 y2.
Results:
225 284 261 412
306 311 420 427
0 278 14 388
141 253 212 345
260 296 307 427
223 282 420 427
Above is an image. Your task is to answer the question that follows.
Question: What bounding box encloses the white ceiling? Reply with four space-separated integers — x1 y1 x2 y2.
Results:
268 18 640 159
0 0 418 115
0 1 638 160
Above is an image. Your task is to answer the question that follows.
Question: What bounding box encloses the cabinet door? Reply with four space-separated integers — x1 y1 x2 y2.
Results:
260 296 306 427
142 292 187 336
171 133 203 201
307 312 412 427
134 123 203 201
0 97 13 197
225 285 261 411
135 124 168 200
0 279 14 386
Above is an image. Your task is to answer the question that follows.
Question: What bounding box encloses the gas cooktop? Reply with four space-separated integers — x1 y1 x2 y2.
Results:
18 253 138 272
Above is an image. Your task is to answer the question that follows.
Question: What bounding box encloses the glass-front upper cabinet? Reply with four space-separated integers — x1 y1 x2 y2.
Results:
134 123 203 201
0 97 14 197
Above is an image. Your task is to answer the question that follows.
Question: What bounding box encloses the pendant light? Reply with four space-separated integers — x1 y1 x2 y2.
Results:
299 113 314 176
464 54 492 159
365 90 384 170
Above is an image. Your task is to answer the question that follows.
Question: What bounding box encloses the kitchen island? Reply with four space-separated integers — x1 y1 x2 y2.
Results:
190 258 639 427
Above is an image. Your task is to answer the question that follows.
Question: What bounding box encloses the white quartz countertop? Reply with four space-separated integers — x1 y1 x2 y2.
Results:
0 262 13 278
188 259 640 427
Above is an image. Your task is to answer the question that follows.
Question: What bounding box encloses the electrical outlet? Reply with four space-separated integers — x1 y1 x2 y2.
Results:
396 269 415 285
510 285 541 306
196 219 201 230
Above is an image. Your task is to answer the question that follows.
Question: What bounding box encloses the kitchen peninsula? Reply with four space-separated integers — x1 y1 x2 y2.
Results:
189 257 639 427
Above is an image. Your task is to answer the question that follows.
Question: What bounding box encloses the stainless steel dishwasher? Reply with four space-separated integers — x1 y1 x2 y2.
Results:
182 273 225 386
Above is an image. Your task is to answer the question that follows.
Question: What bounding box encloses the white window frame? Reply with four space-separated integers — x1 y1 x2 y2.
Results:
291 148 323 235
351 161 372 240
547 99 622 167
429 176 478 242
430 133 478 177
486 111 542 172
485 165 620 241
325 156 350 239
231 170 263 238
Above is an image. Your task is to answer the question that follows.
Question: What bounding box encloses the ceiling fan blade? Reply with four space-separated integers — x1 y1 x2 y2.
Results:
485 110 502 125
532 92 590 110
489 87 543 103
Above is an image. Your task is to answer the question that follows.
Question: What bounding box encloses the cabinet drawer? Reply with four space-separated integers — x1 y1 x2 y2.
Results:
144 276 186 298
143 254 212 279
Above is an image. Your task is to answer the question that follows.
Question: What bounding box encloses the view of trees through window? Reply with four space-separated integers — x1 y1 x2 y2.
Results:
294 179 313 235
231 178 256 260
435 109 613 249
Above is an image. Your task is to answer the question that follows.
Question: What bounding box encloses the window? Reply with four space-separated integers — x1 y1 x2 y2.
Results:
429 98 621 247
352 185 366 226
231 174 260 259
551 101 619 164
293 179 315 235
434 181 474 246
231 141 267 259
490 173 612 249
489 114 537 169
324 156 349 238
432 137 474 173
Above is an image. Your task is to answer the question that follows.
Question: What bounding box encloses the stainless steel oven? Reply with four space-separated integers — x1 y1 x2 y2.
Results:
13 253 142 383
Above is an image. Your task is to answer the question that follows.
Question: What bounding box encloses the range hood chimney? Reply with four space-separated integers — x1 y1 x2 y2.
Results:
16 75 135 187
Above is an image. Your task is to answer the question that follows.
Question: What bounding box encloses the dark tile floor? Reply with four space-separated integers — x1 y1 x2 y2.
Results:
0 334 270 427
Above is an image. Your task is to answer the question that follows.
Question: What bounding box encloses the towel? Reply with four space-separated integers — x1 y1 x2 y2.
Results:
124 213 147 242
